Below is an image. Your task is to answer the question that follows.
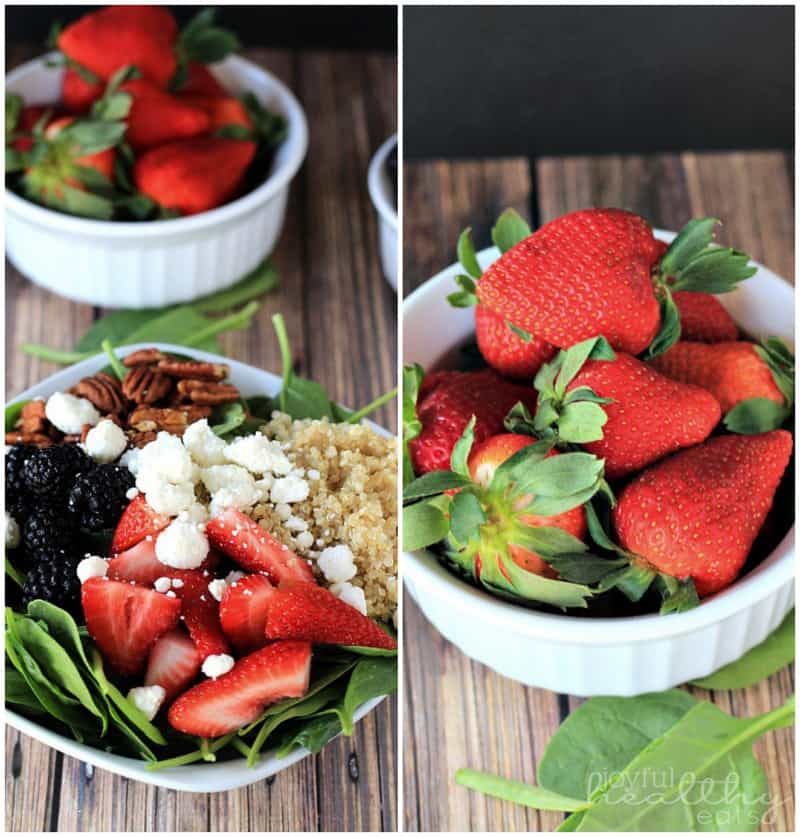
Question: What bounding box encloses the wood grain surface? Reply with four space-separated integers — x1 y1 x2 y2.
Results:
5 46 398 832
403 150 795 832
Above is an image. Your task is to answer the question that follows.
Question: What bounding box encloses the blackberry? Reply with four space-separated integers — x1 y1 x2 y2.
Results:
22 506 77 555
22 445 93 498
5 444 37 522
22 556 81 615
68 464 134 531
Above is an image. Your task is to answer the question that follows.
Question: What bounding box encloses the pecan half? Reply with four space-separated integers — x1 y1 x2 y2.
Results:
158 360 229 381
6 431 53 446
176 380 240 405
123 348 167 367
128 405 212 436
122 366 173 405
129 430 158 448
19 400 50 436
72 372 127 414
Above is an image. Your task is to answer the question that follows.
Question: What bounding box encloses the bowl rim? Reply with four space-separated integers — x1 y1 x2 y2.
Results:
368 133 398 230
5 53 308 238
402 230 796 643
6 343 393 788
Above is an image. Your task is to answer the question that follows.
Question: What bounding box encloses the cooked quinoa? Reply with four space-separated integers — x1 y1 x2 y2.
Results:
250 412 398 622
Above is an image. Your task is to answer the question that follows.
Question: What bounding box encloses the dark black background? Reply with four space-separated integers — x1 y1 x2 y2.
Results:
5 5 397 52
405 5 793 159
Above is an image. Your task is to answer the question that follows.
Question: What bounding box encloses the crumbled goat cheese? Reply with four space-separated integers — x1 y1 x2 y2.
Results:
201 465 259 509
138 432 194 486
285 515 308 532
208 578 228 602
82 418 127 463
224 434 292 475
275 503 292 521
225 570 245 585
330 581 367 615
127 685 165 721
254 474 274 497
140 476 195 516
307 469 320 480
119 447 141 476
45 392 101 435
295 531 314 550
270 473 309 505
171 578 184 589
318 544 357 583
202 653 235 679
5 512 20 550
126 487 139 500
76 556 108 583
183 419 227 467
154 576 172 593
179 502 209 524
155 519 209 569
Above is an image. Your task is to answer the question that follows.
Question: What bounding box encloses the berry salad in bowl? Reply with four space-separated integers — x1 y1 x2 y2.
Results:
403 208 794 695
5 325 397 788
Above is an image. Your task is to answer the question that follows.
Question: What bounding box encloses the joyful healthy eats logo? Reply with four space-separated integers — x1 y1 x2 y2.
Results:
585 767 781 828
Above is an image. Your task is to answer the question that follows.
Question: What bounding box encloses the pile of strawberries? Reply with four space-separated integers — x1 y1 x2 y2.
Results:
405 208 794 611
6 6 285 220
84 500 395 738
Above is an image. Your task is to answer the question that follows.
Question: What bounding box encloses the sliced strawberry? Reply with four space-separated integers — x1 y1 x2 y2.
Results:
167 640 312 737
108 539 218 586
172 570 230 659
144 628 202 703
110 495 170 554
219 574 275 653
265 582 397 651
206 509 315 585
81 578 181 676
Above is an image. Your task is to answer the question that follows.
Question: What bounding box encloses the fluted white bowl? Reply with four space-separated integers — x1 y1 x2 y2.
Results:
403 230 795 696
6 344 389 790
6 54 308 308
368 134 398 289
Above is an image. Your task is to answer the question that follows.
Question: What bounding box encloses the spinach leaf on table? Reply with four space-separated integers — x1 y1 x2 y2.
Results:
6 666 46 714
691 609 794 690
575 696 794 832
538 689 697 801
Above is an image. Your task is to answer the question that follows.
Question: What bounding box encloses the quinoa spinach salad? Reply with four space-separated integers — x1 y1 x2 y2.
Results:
5 316 398 769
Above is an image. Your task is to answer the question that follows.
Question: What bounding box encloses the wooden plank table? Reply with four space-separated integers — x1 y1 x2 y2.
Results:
5 47 398 832
403 150 794 832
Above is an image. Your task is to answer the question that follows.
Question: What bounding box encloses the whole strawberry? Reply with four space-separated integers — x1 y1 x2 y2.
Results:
613 430 792 596
57 6 180 88
449 211 557 381
134 136 256 216
403 427 606 608
476 210 756 357
672 291 739 342
650 338 793 433
527 337 721 479
475 305 557 381
407 367 537 475
468 434 586 578
119 79 211 151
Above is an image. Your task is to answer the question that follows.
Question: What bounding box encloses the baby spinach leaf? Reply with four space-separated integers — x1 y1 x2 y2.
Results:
340 645 398 657
26 601 94 674
6 557 25 588
575 696 794 831
89 648 166 746
456 768 589 812
691 609 794 690
276 713 342 757
211 402 247 437
247 683 342 766
538 690 697 801
11 614 106 729
6 666 46 714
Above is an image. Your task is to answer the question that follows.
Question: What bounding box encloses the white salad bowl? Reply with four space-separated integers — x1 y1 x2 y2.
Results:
403 231 795 697
6 343 389 791
367 134 398 290
5 55 308 309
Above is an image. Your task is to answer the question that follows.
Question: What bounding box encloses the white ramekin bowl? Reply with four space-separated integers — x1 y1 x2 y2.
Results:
403 231 795 697
6 343 390 790
5 54 308 309
368 134 398 290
